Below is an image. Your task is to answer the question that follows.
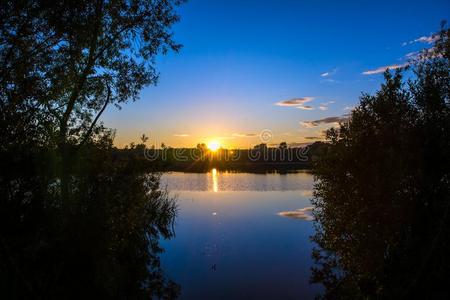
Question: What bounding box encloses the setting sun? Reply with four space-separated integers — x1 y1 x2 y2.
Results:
207 141 220 151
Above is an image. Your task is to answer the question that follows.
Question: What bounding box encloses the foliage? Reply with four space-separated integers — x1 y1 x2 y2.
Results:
0 1 183 298
0 135 179 299
0 0 183 148
311 25 450 299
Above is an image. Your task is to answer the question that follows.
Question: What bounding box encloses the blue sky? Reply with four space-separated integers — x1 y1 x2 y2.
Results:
102 0 450 148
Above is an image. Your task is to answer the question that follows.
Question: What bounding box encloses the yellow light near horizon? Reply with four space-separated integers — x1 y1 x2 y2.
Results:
207 141 220 152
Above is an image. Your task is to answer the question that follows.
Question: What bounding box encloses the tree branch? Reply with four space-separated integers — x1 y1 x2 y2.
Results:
79 85 111 147
58 0 103 145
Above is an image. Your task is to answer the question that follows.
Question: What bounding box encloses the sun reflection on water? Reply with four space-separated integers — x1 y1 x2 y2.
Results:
211 168 218 192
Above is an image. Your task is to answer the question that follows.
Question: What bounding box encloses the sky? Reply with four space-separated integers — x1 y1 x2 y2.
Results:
102 0 450 148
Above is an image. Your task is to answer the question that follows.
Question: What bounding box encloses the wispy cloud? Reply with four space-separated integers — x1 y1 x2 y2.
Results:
232 133 257 137
300 122 316 129
275 97 314 107
321 68 338 77
362 63 408 75
304 136 320 140
402 34 439 46
174 133 190 137
366 37 441 76
403 46 441 62
297 105 314 110
405 51 420 59
275 97 315 110
320 78 339 84
318 100 334 111
300 115 350 128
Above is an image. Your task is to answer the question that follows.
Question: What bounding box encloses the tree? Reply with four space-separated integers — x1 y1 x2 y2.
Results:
196 143 207 152
1 0 182 147
311 25 450 299
253 143 267 150
140 133 149 145
0 0 183 200
0 2 183 296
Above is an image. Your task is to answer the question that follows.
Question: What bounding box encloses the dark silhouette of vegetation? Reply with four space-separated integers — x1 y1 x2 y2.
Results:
0 0 183 202
130 142 324 173
0 0 183 298
311 24 450 299
0 139 179 298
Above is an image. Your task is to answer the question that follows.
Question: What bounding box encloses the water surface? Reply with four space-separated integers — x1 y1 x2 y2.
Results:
160 170 321 299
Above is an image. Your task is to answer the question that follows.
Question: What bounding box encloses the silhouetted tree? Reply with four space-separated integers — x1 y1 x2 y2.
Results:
253 143 268 150
140 133 149 145
0 0 183 200
197 143 208 152
0 1 183 297
311 25 450 299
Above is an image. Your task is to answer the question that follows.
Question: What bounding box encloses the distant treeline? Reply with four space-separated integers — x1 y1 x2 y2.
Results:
113 142 326 172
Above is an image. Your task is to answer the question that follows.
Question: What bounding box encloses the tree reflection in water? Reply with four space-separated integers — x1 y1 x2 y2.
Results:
0 144 179 299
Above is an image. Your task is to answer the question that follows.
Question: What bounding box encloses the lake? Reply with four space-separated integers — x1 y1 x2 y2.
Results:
160 170 322 299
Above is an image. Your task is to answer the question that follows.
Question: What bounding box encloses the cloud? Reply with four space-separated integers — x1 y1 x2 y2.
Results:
278 206 314 221
304 136 320 140
402 34 439 46
405 51 420 59
232 133 257 137
321 68 338 77
174 133 190 137
276 97 316 110
318 100 335 111
300 121 316 128
275 97 314 107
403 46 441 62
300 115 350 128
297 105 314 110
367 43 441 76
344 106 354 111
362 63 408 75
321 78 338 83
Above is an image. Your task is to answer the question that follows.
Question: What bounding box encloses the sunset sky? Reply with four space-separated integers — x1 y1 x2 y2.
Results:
102 0 450 148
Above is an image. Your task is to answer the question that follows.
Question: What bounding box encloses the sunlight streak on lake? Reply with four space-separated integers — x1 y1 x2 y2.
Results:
211 168 218 192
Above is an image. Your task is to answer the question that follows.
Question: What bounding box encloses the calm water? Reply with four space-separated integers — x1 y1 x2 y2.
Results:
160 170 321 299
